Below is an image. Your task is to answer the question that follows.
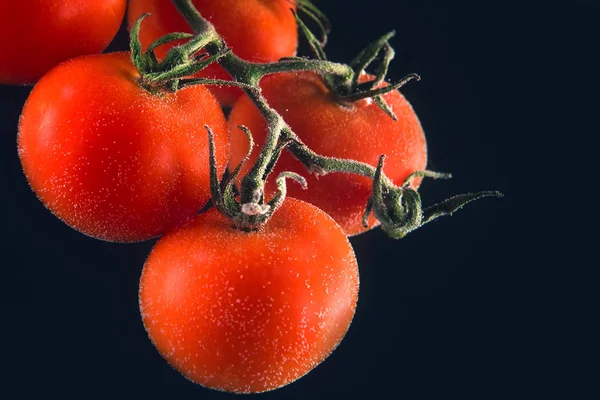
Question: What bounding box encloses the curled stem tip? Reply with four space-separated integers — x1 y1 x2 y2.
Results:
362 155 503 238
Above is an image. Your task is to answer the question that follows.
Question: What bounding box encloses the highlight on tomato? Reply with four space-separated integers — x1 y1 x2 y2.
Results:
0 0 127 85
127 0 299 106
228 71 428 236
17 52 229 243
139 198 359 393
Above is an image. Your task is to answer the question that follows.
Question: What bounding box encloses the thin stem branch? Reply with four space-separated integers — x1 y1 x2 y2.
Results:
253 58 353 80
286 141 394 186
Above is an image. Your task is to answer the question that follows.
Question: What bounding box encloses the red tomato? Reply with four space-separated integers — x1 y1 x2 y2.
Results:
228 71 428 236
139 198 359 393
18 52 229 243
0 0 126 85
127 0 298 106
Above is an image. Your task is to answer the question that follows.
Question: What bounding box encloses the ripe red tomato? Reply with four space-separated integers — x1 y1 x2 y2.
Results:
139 198 359 393
228 72 428 236
18 52 229 243
0 0 126 85
127 0 298 106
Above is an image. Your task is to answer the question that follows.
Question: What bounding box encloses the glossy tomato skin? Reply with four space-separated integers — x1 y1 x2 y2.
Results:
228 72 428 236
0 0 126 85
139 198 359 393
127 0 298 106
18 52 229 242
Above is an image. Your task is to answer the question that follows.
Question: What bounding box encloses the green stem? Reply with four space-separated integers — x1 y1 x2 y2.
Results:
172 0 354 207
238 93 286 204
253 58 353 81
172 0 215 35
287 141 387 182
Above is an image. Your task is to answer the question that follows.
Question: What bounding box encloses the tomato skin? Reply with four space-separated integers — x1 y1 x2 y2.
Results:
139 198 359 393
228 72 428 236
0 0 126 85
127 0 298 106
17 52 229 243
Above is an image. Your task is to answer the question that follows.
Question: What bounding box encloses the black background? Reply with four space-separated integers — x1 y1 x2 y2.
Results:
0 1 591 399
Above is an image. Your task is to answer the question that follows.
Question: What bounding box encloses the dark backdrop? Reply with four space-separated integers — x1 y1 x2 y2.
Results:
0 1 589 399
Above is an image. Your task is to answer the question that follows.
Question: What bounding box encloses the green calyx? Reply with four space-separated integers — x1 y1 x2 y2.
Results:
207 125 306 231
129 13 233 92
293 11 419 120
339 34 420 120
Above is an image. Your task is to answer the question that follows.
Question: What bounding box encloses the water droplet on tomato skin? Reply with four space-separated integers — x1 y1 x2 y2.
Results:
139 199 359 393
17 52 230 243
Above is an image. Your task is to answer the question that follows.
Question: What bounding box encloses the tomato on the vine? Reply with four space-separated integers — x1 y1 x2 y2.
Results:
139 198 359 393
0 0 126 85
18 52 229 243
228 71 428 236
127 0 298 106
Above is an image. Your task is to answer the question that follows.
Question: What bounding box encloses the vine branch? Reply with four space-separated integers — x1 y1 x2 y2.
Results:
164 0 502 235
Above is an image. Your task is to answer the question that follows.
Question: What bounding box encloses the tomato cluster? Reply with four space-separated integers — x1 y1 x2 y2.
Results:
3 0 492 395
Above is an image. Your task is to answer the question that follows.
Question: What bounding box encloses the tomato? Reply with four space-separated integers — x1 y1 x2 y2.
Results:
17 52 229 243
139 198 359 393
0 0 126 85
228 71 428 236
127 0 298 106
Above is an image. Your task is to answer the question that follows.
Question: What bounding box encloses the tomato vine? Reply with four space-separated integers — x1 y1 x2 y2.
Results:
131 0 501 237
